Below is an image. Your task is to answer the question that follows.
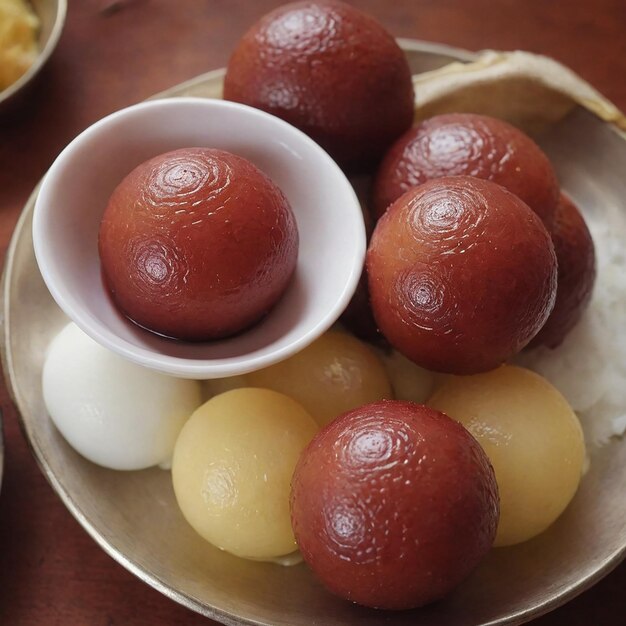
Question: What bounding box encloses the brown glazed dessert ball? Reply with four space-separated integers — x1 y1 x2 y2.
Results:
223 0 414 172
290 400 499 610
367 176 557 374
530 193 596 348
99 148 298 341
339 271 385 346
372 113 560 226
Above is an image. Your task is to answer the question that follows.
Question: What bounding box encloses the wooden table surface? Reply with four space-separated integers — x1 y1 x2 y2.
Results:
0 1 625 624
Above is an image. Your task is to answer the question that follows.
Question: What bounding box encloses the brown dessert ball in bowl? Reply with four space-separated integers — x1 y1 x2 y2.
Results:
223 0 414 172
34 98 366 379
99 147 298 341
367 176 558 374
372 113 560 226
530 193 596 348
290 400 499 610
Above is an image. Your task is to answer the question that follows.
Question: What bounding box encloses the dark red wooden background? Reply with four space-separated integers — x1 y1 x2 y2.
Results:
0 1 624 624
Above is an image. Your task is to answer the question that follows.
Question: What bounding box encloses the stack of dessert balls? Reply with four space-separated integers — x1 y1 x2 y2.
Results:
47 0 596 614
224 0 594 610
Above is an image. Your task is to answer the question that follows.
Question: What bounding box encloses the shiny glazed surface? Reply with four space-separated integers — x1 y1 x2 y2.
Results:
99 147 298 341
530 193 596 348
290 400 499 609
223 0 414 170
372 113 560 225
367 176 558 374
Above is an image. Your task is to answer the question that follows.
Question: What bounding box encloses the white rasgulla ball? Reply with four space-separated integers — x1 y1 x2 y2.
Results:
42 323 203 470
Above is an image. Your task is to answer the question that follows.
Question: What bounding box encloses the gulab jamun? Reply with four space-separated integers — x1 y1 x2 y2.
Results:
99 147 298 341
366 176 558 374
530 193 596 348
338 271 384 345
372 113 560 226
290 400 499 610
223 0 414 171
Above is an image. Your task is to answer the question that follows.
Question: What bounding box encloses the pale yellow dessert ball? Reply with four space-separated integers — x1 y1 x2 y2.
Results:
378 349 436 404
429 365 585 547
246 330 393 426
172 388 318 560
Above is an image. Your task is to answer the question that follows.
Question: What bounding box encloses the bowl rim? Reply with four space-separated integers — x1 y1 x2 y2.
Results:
0 0 68 107
32 96 366 379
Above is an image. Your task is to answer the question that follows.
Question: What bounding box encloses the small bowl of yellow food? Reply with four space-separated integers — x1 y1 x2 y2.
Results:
0 0 66 112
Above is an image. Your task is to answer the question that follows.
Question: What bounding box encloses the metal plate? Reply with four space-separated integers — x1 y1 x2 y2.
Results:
2 40 626 626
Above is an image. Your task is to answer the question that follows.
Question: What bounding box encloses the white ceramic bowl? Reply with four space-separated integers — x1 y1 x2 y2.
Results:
32 98 365 378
